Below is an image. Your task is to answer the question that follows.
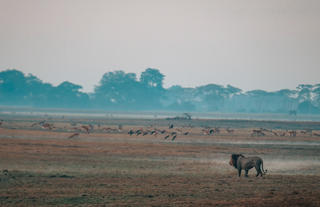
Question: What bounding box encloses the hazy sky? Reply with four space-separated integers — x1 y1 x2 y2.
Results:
1 0 319 92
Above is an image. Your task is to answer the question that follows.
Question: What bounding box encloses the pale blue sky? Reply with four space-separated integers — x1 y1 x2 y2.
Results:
1 0 319 92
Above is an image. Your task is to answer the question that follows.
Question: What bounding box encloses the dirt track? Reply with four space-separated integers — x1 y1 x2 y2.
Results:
0 117 320 206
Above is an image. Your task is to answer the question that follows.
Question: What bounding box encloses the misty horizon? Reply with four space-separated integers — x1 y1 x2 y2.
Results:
1 68 320 114
1 68 318 94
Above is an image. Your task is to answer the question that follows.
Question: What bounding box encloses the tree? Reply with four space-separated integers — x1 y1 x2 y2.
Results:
0 69 90 108
226 85 242 94
25 74 55 107
137 68 166 109
93 71 143 109
297 84 312 102
0 69 28 99
140 68 164 88
313 85 320 108
298 101 320 114
194 84 226 111
52 81 89 108
57 81 82 92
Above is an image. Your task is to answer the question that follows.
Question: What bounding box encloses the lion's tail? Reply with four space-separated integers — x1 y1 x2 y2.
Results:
261 160 267 174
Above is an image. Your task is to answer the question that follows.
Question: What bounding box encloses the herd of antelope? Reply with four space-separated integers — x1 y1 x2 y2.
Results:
1 119 319 141
250 128 320 137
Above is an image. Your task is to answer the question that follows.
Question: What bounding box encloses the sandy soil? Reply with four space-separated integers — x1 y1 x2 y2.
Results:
0 116 320 206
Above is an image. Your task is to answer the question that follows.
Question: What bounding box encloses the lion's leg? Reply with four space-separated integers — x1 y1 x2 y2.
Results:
238 169 242 177
245 169 249 177
255 165 262 177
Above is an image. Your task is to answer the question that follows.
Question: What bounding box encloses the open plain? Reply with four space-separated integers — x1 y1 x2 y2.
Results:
0 114 320 206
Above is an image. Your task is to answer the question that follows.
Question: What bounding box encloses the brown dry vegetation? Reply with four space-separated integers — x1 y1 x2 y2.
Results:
0 116 320 206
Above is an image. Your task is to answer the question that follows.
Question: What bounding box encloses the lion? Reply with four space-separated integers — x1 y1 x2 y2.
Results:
229 154 267 177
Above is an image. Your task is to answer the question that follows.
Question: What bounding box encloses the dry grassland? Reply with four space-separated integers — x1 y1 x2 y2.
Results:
0 116 319 206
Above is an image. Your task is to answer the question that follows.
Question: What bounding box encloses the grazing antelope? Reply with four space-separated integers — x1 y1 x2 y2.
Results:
68 133 79 139
300 130 307 134
31 120 46 127
81 125 90 134
279 132 286 136
251 129 265 137
288 130 297 137
226 128 234 133
41 123 54 130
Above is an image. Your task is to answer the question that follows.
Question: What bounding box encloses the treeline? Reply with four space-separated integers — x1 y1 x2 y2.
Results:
0 69 320 114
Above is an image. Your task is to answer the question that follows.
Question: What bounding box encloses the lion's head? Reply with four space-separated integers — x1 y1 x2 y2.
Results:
229 154 244 168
